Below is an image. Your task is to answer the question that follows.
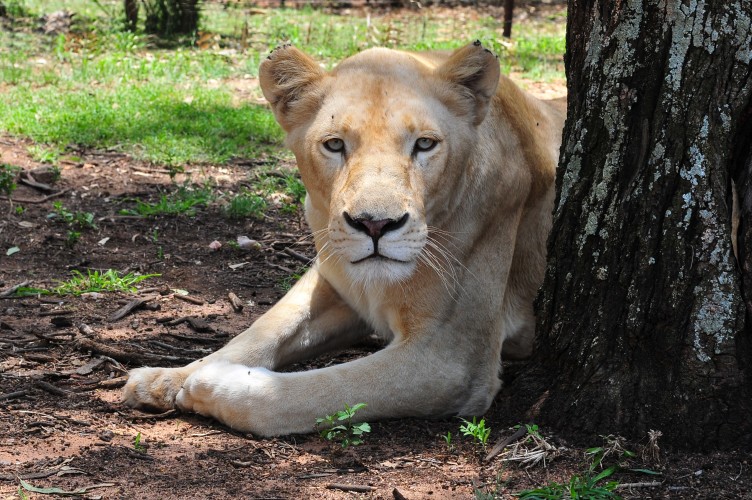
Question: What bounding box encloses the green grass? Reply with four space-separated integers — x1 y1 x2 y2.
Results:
120 183 213 216
0 1 564 167
0 85 280 166
315 402 371 448
53 269 160 296
225 191 267 220
0 164 20 195
12 269 160 297
515 467 620 499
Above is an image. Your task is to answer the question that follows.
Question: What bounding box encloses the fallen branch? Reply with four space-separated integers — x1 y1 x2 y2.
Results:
283 247 311 264
165 316 215 333
174 294 205 305
0 188 70 204
393 488 408 500
0 281 31 298
19 175 55 193
97 376 128 388
35 380 70 397
0 389 31 402
485 425 528 462
616 481 663 489
108 298 147 322
227 292 244 312
75 336 193 365
326 483 376 493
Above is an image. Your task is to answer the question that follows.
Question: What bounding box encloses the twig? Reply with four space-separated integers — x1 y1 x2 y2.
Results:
0 389 31 402
35 380 70 397
165 316 215 333
38 309 75 317
326 483 376 493
75 336 193 365
79 323 95 336
1 188 70 204
283 247 311 264
485 425 528 462
125 409 177 420
268 262 294 274
174 294 205 305
97 376 128 389
0 281 31 297
227 292 244 312
165 331 226 343
108 298 147 322
19 176 55 193
393 488 408 500
616 481 662 489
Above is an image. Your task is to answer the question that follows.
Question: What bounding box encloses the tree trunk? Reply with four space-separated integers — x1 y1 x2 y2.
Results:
124 0 138 31
516 0 752 450
503 0 514 38
143 0 201 36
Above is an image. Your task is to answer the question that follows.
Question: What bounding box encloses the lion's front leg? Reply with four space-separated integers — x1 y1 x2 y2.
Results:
172 337 501 436
122 267 366 412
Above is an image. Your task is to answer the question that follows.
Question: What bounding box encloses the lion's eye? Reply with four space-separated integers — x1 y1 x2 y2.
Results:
414 137 437 153
323 138 345 153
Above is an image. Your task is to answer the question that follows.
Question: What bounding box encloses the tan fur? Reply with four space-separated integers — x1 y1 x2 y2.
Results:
122 43 565 436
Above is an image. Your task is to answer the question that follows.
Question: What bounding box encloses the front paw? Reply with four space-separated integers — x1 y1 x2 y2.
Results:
122 367 187 412
176 363 275 432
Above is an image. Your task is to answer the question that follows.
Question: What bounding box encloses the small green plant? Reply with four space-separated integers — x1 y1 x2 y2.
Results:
514 423 542 440
0 164 20 196
15 206 25 215
27 145 60 164
315 402 371 448
460 417 491 449
515 467 620 499
443 431 454 451
225 192 267 220
279 267 307 291
53 269 160 296
516 435 661 499
120 183 212 217
133 432 145 452
66 230 81 247
50 202 97 229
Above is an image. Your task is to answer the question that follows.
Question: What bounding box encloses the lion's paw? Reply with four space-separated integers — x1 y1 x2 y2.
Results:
176 362 276 432
122 367 187 412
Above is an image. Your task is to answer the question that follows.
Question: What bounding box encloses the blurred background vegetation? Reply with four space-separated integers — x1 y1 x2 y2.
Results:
0 0 565 167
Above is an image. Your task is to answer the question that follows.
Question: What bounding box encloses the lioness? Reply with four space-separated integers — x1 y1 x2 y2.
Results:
123 42 565 436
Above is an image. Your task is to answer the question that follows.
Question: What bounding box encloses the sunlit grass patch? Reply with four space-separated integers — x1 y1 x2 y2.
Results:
53 269 160 296
0 0 564 166
119 182 214 216
0 84 282 165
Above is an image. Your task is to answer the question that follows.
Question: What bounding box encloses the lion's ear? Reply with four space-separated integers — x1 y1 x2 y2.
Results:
259 45 326 132
436 41 500 126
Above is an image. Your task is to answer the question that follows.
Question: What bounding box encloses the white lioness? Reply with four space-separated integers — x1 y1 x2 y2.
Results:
123 42 565 436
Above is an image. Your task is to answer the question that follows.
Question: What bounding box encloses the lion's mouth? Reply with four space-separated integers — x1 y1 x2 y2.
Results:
351 253 410 265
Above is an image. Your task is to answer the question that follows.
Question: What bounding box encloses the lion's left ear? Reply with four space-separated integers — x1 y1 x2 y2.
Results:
436 41 500 126
259 45 326 132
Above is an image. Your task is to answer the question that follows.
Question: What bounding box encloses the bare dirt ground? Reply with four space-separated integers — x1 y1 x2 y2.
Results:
2 126 751 500
1 19 751 500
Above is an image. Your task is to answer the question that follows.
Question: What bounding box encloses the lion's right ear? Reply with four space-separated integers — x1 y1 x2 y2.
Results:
259 45 326 132
436 41 500 126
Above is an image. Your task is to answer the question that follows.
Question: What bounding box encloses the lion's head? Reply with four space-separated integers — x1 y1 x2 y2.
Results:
259 43 500 285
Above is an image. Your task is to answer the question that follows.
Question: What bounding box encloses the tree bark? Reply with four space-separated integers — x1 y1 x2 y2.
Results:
517 0 752 450
144 0 201 36
503 0 514 38
124 0 138 31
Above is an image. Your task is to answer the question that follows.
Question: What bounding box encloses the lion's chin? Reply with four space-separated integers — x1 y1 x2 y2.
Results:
345 256 417 285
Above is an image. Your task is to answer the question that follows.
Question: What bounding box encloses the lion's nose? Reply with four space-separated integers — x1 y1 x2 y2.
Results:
343 212 409 240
